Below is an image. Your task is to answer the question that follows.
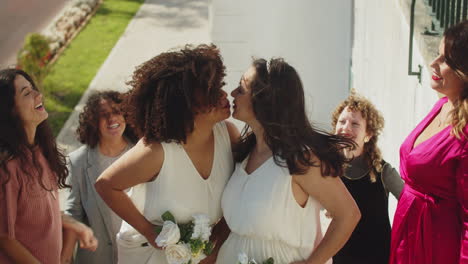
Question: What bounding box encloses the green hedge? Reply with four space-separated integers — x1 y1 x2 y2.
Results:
43 0 144 136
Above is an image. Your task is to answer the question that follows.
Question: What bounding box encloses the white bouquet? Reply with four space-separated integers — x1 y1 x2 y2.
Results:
155 211 215 264
237 252 274 264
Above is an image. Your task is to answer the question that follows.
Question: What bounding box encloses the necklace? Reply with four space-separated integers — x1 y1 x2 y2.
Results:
436 104 453 127
50 191 57 200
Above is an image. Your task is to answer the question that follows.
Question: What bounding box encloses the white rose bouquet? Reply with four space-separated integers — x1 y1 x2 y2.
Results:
155 211 215 264
237 252 274 264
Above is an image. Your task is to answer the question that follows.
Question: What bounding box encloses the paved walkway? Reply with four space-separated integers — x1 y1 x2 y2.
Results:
0 0 69 67
57 0 211 208
57 0 211 153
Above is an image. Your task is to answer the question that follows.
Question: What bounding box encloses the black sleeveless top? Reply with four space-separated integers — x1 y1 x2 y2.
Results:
333 156 391 264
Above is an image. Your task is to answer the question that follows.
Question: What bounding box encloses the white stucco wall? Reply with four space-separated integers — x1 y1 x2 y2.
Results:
212 0 436 225
211 0 353 129
352 0 440 220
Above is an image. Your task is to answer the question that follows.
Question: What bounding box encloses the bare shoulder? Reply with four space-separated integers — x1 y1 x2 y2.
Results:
293 151 322 182
225 120 241 145
137 137 163 153
110 138 165 175
128 138 164 165
291 153 352 214
97 138 165 185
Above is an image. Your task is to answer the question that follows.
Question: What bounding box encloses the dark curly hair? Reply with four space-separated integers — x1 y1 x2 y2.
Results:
76 91 138 148
234 58 355 176
125 44 226 144
331 90 385 182
0 69 69 189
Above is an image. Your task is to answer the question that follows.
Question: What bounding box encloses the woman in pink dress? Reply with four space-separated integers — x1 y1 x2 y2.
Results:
0 69 97 264
390 20 468 264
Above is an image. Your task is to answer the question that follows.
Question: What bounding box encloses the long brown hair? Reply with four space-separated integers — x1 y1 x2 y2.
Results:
234 58 355 176
0 69 69 189
445 20 468 139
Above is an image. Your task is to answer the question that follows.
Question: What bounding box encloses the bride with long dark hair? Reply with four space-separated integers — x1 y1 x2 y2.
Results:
95 44 239 264
216 58 361 264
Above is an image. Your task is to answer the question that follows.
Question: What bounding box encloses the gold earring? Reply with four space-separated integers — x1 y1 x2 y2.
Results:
364 137 369 143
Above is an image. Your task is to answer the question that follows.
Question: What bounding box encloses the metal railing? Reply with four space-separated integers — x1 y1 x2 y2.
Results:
408 0 468 82
409 0 423 83
425 0 468 32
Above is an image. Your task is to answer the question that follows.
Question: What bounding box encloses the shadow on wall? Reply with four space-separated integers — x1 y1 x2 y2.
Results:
133 0 210 30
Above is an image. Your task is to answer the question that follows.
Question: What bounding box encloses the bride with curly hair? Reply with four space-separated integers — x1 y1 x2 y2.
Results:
95 44 239 264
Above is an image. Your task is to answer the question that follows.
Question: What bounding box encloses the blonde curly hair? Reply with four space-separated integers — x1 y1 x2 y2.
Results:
331 90 385 182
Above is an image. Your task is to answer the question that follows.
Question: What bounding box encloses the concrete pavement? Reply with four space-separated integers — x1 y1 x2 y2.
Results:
0 0 70 67
57 0 212 209
57 0 211 154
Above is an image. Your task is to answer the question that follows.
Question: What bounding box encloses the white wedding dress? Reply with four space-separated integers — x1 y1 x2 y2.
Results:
216 156 332 264
116 122 234 264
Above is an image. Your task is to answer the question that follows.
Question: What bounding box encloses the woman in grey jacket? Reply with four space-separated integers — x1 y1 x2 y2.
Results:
63 91 138 264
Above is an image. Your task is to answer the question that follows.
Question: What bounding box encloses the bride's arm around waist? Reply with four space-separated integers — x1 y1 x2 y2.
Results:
291 155 361 264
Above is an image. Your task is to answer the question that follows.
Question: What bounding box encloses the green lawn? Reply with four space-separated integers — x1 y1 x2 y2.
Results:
43 0 144 135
